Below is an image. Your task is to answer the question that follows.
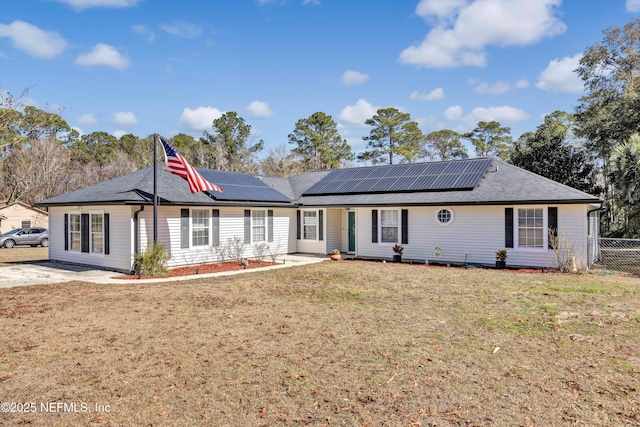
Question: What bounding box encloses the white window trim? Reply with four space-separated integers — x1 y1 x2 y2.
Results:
378 208 401 245
68 210 81 253
514 206 548 252
301 209 319 241
252 209 267 243
190 208 211 248
435 207 454 227
89 210 105 256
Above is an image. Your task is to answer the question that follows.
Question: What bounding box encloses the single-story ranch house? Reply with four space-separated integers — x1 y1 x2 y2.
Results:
37 158 601 272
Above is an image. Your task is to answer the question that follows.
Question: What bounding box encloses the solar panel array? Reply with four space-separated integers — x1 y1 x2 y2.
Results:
302 158 492 196
198 170 291 203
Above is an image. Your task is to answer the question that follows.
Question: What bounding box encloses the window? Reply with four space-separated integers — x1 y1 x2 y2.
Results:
380 210 399 243
90 213 104 254
69 213 81 251
435 208 454 226
303 210 318 240
252 210 266 242
21 220 31 229
192 209 210 246
518 208 544 248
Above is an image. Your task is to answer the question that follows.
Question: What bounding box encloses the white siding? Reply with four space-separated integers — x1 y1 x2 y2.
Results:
326 209 343 253
138 206 293 267
354 204 589 269
48 205 134 272
297 208 327 254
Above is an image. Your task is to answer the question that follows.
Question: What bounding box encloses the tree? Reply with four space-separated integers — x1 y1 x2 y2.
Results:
259 145 305 177
510 111 600 195
202 112 263 172
464 121 513 160
422 129 468 161
574 19 640 231
610 133 640 237
357 107 423 165
288 112 354 170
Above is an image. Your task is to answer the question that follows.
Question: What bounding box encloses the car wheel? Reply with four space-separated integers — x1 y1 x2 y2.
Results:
41 238 49 247
3 239 15 249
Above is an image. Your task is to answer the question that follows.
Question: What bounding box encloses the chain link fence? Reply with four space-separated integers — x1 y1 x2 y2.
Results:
588 237 640 275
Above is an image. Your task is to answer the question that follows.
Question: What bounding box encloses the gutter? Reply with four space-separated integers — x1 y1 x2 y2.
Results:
133 205 145 255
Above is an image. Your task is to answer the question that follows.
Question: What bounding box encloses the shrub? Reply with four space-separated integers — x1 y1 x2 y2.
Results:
134 242 169 278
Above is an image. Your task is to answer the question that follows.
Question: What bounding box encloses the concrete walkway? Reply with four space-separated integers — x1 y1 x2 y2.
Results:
0 254 328 288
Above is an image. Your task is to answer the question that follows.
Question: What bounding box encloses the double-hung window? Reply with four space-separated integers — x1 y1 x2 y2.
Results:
192 209 210 247
518 208 544 248
90 212 104 254
380 210 399 243
252 210 266 242
69 213 81 251
303 210 318 240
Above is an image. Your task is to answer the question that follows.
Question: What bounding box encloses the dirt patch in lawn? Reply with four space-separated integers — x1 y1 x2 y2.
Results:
117 260 278 279
1 262 639 426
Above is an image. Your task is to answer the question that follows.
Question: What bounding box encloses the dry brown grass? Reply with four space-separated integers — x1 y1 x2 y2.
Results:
0 247 47 265
1 261 639 426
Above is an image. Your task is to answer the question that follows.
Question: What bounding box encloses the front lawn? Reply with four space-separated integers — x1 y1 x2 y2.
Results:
1 261 639 426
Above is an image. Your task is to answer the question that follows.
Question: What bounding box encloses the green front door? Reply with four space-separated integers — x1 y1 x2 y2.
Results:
348 211 356 252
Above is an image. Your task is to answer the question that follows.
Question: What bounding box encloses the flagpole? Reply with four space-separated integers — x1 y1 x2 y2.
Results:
153 133 158 244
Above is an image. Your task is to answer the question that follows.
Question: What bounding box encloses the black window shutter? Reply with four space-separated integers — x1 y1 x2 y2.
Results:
268 210 274 242
548 207 558 249
296 210 301 240
505 208 514 248
81 213 89 253
318 210 324 241
244 210 251 244
401 209 408 245
180 209 189 249
371 210 378 243
64 213 69 251
212 209 220 246
104 213 110 255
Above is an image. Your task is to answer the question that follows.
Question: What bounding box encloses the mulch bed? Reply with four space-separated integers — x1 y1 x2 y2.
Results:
116 260 278 279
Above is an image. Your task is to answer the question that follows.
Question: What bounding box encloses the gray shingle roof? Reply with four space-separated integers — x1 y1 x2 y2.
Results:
37 159 600 208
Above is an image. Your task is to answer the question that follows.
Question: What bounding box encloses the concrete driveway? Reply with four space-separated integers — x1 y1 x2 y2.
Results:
0 255 328 288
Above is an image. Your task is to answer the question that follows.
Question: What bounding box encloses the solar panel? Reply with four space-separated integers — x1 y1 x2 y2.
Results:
302 158 492 195
198 170 291 202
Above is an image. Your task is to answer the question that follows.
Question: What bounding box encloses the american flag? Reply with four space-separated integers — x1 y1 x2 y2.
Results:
159 136 223 194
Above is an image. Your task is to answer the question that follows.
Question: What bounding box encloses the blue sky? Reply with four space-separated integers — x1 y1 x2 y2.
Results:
1 0 639 159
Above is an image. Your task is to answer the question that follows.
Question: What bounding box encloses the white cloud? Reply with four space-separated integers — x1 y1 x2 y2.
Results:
338 99 379 126
161 21 203 38
113 130 126 139
51 0 141 10
179 106 223 131
0 20 67 59
536 53 584 93
77 113 98 127
132 24 154 41
443 105 463 121
112 111 138 128
415 0 468 20
75 43 129 70
467 106 530 123
474 79 528 94
410 88 444 100
341 70 369 85
627 0 640 12
400 0 566 68
247 100 274 118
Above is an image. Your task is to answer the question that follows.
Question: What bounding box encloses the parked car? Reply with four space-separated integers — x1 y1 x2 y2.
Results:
0 228 49 248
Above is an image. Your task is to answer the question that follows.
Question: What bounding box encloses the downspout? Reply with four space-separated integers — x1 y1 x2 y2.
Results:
133 205 145 256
